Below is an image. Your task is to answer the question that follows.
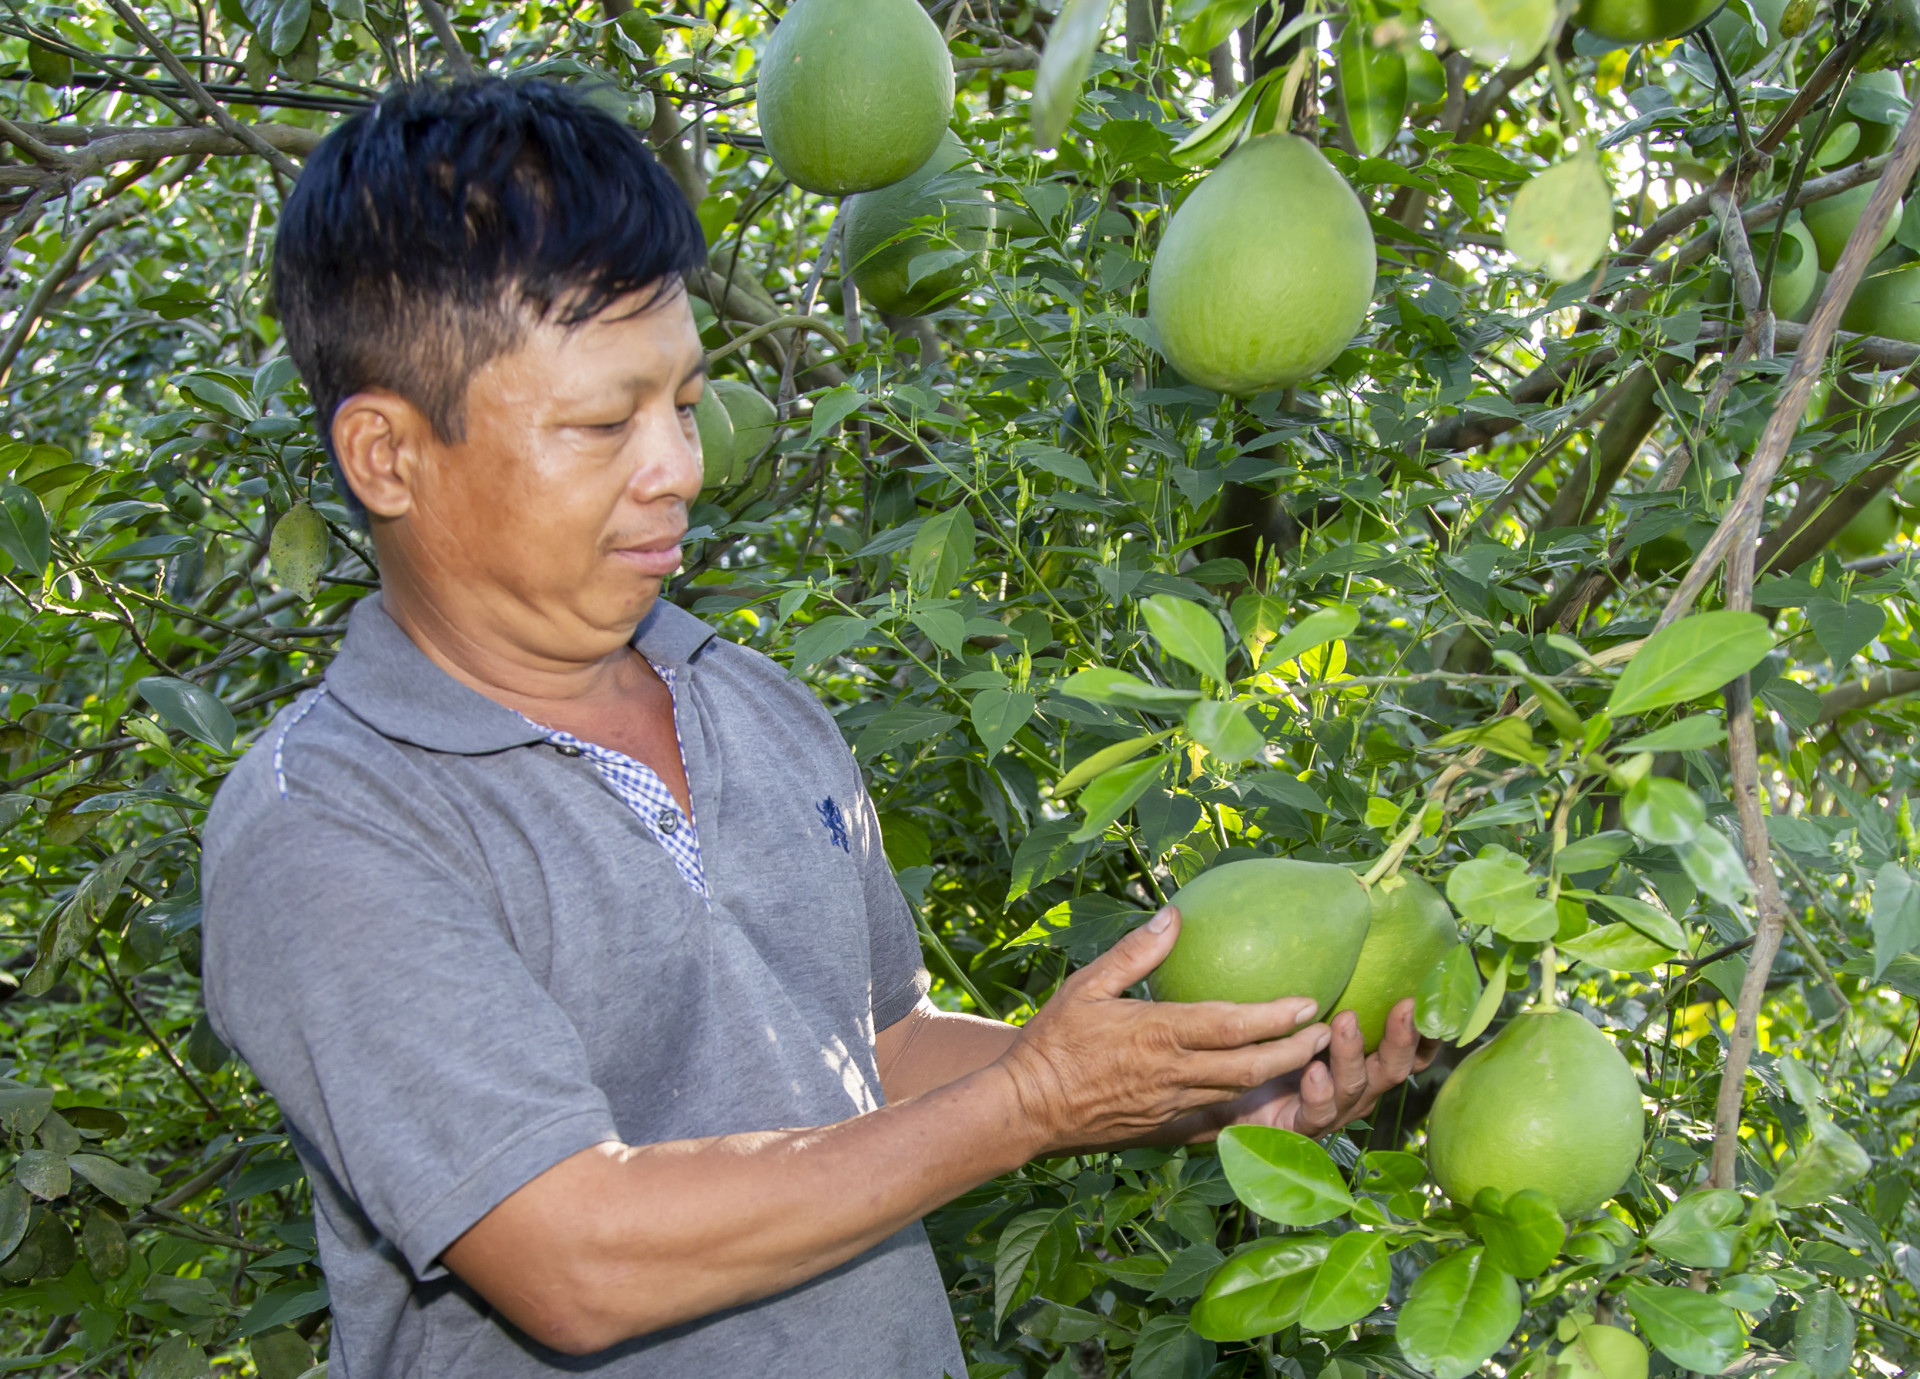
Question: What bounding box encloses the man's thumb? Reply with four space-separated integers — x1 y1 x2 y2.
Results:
1080 906 1180 998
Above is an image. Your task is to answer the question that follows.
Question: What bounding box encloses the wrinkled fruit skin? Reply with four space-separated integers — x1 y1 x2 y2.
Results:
695 386 736 488
1574 0 1720 41
711 378 778 483
1426 1008 1645 1218
1148 858 1372 1014
843 131 994 316
1833 490 1900 559
1148 135 1376 396
1842 261 1920 344
1803 182 1903 271
755 0 954 196
1329 871 1458 1050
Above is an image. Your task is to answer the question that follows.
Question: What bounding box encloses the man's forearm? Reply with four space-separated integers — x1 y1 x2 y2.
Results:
443 1060 1042 1354
877 1002 1020 1101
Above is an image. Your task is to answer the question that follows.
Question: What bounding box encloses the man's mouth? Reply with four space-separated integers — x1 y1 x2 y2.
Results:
612 534 685 577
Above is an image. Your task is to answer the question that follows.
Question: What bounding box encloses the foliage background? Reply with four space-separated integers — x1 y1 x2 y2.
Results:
0 0 1916 1373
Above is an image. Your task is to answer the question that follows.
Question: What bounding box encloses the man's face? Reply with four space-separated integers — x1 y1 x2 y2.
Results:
374 285 707 659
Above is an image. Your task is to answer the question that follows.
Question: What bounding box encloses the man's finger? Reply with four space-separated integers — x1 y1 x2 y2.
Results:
1368 1000 1423 1086
1168 996 1321 1050
1292 1060 1338 1137
1187 1023 1331 1091
1413 1037 1441 1072
1073 906 1180 999
1327 1010 1370 1103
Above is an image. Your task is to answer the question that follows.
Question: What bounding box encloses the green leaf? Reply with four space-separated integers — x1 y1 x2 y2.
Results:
907 607 966 658
1058 667 1202 712
1072 752 1172 842
0 1081 54 1137
1186 699 1264 763
1458 945 1509 1044
1681 827 1754 907
1054 730 1175 796
1394 1247 1523 1379
1870 862 1920 978
1336 25 1408 158
1614 714 1727 753
1032 0 1115 149
971 688 1035 761
134 676 237 752
1217 1125 1356 1226
1416 942 1483 1040
1190 1234 1332 1340
1435 716 1545 767
1264 604 1360 670
807 385 868 440
1607 612 1775 717
1447 853 1550 937
240 0 312 55
1623 1281 1747 1374
1142 594 1230 685
1622 777 1705 847
1645 1189 1744 1268
1131 1313 1219 1378
66 1153 159 1209
139 1335 213 1379
994 1207 1067 1333
0 486 50 575
908 507 975 595
1772 1118 1873 1207
1231 591 1289 658
1559 922 1677 973
233 1280 331 1338
0 1182 30 1260
1793 1287 1856 1379
1553 831 1633 875
15 1148 70 1200
785 615 873 674
1505 153 1613 280
1471 1188 1565 1280
1587 893 1687 949
1174 0 1265 52
1171 69 1279 168
1298 1231 1392 1331
1806 599 1886 667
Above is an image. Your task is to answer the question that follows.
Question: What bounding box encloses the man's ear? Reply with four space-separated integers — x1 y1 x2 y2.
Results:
331 391 433 520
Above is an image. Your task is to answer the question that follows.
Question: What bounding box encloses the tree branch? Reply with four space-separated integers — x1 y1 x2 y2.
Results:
418 0 479 79
1817 669 1920 724
101 0 304 181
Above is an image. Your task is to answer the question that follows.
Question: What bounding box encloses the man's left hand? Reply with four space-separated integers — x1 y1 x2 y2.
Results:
1195 998 1438 1140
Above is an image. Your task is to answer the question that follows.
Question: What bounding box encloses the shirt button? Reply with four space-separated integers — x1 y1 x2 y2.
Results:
554 742 583 758
657 808 680 835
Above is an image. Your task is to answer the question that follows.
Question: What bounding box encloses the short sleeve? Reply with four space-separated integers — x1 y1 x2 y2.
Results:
846 771 930 1032
201 791 619 1280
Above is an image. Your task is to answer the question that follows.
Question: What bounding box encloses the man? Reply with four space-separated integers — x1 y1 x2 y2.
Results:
202 80 1434 1377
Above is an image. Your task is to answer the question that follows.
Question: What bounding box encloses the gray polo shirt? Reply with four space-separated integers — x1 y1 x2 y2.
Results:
201 593 965 1378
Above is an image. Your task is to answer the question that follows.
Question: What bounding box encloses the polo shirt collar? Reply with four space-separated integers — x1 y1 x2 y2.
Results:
324 592 719 756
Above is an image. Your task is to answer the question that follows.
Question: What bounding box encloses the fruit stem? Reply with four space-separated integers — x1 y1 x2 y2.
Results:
1360 816 1422 888
1539 944 1559 1010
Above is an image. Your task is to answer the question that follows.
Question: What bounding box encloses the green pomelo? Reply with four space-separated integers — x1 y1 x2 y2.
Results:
1847 71 1905 162
843 132 994 316
1803 182 1903 271
694 386 736 488
1788 267 1827 324
1328 871 1458 1050
1574 0 1719 42
1759 221 1820 320
1147 134 1377 397
1834 490 1900 558
755 0 954 196
1425 1007 1645 1218
711 378 778 482
1148 858 1372 1013
1555 1324 1649 1379
1841 260 1920 342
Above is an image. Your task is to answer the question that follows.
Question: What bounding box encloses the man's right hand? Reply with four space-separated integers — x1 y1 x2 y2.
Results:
992 905 1332 1156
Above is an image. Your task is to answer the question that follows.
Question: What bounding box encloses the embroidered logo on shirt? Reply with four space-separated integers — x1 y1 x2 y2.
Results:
817 797 850 853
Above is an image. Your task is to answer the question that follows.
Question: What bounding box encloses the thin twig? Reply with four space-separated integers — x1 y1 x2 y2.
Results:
418 0 479 79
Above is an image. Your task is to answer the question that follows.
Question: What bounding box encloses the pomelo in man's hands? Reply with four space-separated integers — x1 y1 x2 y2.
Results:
1148 858 1372 1014
1147 135 1376 396
755 0 954 195
1425 1008 1644 1218
1329 871 1458 1049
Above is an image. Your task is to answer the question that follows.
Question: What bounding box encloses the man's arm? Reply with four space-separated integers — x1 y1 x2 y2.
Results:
441 908 1329 1353
876 982 1439 1140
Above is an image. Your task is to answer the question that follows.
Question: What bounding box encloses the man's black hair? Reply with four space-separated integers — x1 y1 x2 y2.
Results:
272 79 706 512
